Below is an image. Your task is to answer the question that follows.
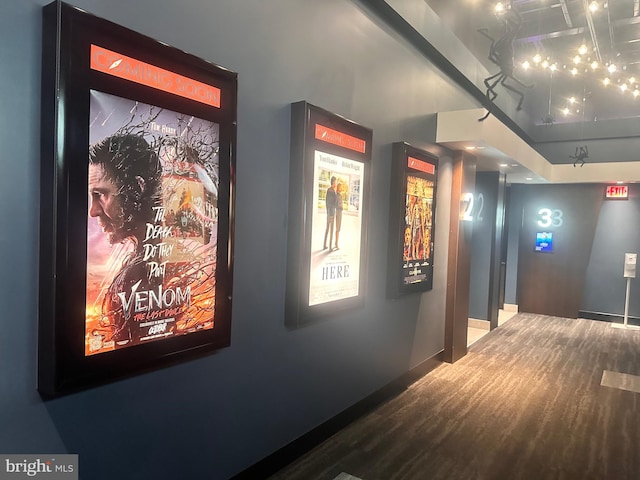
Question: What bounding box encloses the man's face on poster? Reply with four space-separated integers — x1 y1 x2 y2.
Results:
404 228 412 246
89 163 126 244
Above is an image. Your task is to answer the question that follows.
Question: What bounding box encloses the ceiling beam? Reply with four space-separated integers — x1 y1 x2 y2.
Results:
516 15 640 45
515 26 585 44
558 0 573 28
584 0 602 63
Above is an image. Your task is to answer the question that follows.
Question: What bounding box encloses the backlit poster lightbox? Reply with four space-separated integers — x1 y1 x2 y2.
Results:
286 102 372 326
387 143 438 297
38 2 236 395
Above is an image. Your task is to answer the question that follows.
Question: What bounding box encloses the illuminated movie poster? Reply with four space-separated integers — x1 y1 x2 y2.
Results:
86 90 219 355
402 174 435 285
308 150 364 306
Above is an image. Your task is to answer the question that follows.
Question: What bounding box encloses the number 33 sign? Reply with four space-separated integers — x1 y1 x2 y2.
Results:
537 207 563 228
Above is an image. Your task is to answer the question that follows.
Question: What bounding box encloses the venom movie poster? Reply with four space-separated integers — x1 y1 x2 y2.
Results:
86 90 219 355
308 150 364 306
402 174 434 285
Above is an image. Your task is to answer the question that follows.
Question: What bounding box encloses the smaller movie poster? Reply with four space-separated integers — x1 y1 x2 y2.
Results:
86 90 219 355
535 231 553 252
308 150 364 306
402 174 435 285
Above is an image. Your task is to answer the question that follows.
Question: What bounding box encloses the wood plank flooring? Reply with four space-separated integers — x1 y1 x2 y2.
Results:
269 313 640 480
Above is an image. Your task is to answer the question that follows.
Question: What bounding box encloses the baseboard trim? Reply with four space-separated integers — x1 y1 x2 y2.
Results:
578 310 640 326
469 318 490 330
503 303 518 312
231 351 444 479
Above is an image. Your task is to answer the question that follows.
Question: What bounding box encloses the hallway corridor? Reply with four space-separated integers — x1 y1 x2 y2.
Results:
270 314 640 480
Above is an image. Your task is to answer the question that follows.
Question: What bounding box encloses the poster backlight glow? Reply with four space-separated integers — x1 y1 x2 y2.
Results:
308 150 364 306
86 91 219 355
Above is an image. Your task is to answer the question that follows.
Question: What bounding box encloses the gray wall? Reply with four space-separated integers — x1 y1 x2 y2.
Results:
504 185 522 306
0 1 480 478
506 183 639 320
582 184 640 318
468 172 500 320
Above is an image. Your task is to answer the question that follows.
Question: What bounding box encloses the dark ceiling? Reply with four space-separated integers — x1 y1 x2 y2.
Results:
427 0 640 128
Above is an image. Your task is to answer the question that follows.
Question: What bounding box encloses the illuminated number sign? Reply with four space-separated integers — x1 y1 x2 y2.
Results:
605 185 628 200
461 192 484 222
537 208 563 228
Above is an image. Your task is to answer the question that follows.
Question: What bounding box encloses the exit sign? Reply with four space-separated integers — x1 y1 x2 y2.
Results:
606 185 629 199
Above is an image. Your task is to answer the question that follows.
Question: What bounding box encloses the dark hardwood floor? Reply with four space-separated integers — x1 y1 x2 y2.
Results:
269 313 640 480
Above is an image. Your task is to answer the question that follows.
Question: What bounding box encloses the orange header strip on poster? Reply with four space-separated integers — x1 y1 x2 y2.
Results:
314 124 366 153
90 44 221 108
408 156 435 175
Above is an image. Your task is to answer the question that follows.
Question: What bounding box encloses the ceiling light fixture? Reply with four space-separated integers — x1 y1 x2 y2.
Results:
563 107 570 115
608 63 617 73
591 61 598 70
589 1 599 13
634 89 640 98
533 53 542 64
573 55 581 64
571 67 578 76
495 2 505 13
522 60 530 70
578 44 588 55
569 96 576 103
542 60 549 69
620 84 628 92
603 77 611 86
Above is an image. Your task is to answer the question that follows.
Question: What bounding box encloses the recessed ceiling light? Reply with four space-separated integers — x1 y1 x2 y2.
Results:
578 44 588 55
499 163 509 167
526 177 533 181
465 146 476 150
589 1 599 13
